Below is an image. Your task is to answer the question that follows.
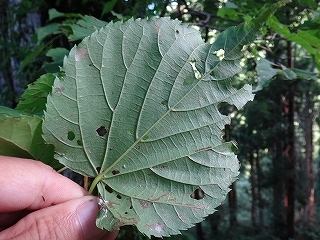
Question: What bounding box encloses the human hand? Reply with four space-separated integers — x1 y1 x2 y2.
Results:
0 156 118 240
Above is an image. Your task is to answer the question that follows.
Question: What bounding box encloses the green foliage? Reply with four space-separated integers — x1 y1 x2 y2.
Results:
0 73 59 168
67 15 107 41
0 114 58 167
267 15 320 69
255 58 317 91
44 48 69 73
42 2 283 236
15 73 56 114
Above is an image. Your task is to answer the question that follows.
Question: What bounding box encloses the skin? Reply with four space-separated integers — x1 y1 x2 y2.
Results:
0 156 118 240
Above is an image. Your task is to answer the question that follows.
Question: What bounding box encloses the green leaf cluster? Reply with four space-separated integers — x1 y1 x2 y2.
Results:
0 74 60 168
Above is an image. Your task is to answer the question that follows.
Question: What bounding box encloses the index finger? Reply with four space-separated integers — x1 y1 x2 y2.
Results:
0 156 87 212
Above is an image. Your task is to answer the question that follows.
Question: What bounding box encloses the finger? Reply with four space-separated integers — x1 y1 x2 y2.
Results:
0 196 118 240
0 156 87 212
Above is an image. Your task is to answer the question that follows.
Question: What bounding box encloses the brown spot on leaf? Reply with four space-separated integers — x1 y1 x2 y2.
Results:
139 200 149 209
149 192 170 202
54 86 65 93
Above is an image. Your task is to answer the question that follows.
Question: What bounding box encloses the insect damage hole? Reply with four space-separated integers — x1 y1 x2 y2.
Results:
105 184 113 193
217 102 236 116
96 126 108 136
112 169 120 175
190 188 205 200
189 58 202 79
67 131 75 141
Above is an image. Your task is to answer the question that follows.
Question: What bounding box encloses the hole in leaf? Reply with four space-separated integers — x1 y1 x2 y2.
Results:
190 188 205 200
112 169 120 175
176 29 179 34
213 49 225 61
129 206 133 209
217 102 235 116
189 60 202 79
142 135 149 140
96 166 101 172
96 126 107 136
161 100 168 105
116 194 121 199
125 212 128 214
67 131 75 141
105 184 113 193
77 139 82 146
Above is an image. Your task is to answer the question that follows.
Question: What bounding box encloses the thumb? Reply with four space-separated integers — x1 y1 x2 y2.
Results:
0 196 118 240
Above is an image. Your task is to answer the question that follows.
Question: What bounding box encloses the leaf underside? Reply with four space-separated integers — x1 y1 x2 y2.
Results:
43 17 258 237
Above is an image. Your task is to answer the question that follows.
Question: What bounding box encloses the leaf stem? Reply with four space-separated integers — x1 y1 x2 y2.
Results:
57 166 67 173
88 173 104 195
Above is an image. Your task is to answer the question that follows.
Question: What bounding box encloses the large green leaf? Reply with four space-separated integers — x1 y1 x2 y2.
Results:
0 115 59 168
43 3 284 237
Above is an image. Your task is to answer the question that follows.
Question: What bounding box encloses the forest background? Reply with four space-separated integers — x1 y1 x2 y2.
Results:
1 0 320 239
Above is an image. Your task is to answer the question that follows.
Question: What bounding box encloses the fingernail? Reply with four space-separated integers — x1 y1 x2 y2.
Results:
77 198 105 240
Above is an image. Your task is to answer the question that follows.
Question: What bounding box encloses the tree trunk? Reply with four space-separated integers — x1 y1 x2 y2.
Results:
256 150 264 228
285 38 296 239
225 124 237 227
285 82 296 239
228 182 237 227
196 222 205 240
272 89 286 239
272 147 286 239
303 85 314 222
249 151 257 228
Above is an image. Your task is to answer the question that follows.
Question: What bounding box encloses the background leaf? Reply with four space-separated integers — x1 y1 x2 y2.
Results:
68 15 107 41
44 48 69 73
16 73 55 115
43 5 282 236
255 58 318 91
0 115 58 168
